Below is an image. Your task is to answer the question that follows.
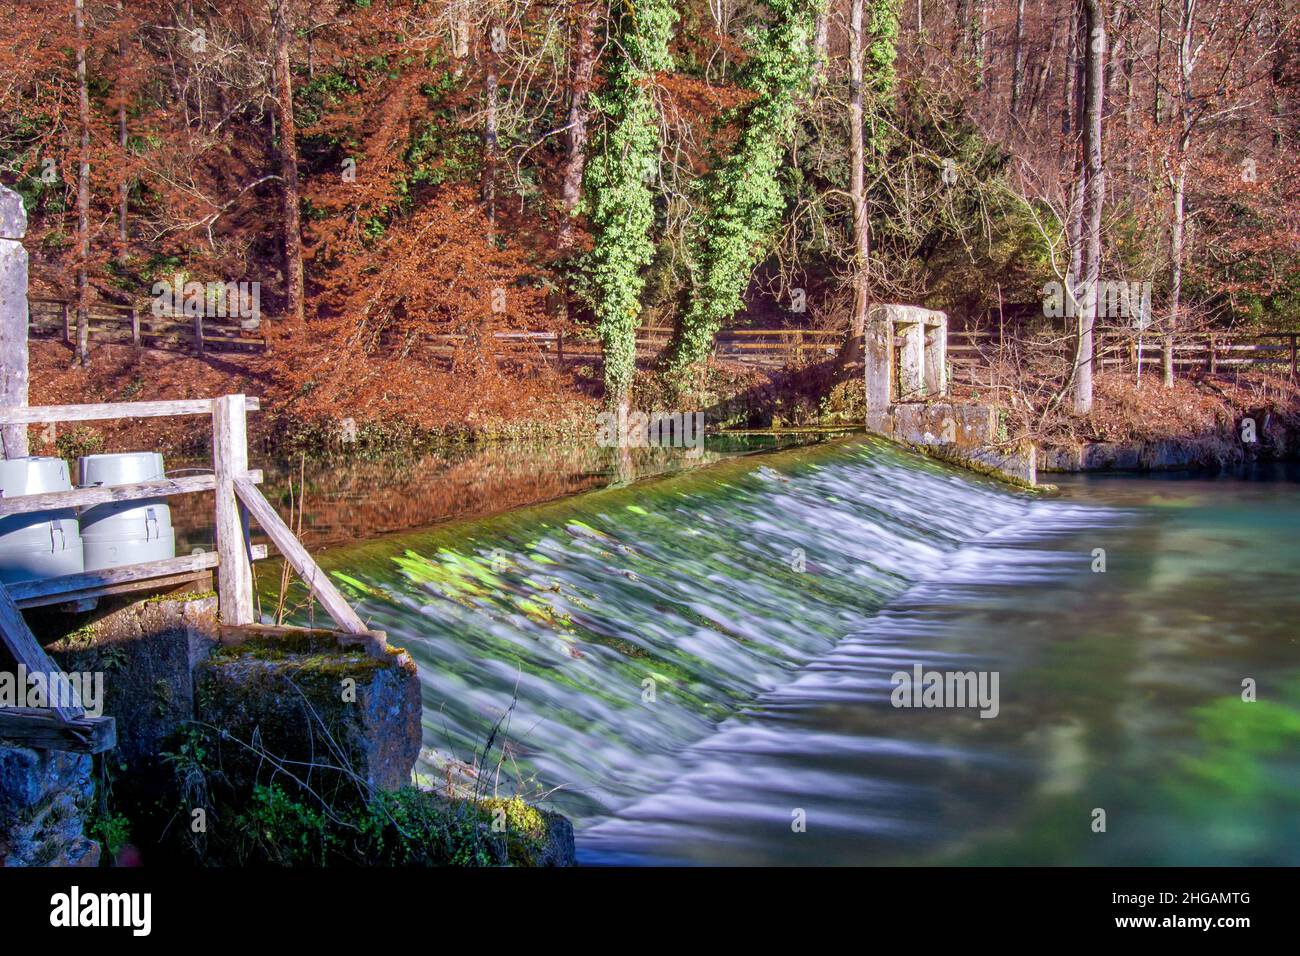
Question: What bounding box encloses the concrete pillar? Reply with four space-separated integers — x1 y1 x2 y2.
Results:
0 185 29 459
896 319 925 400
924 314 947 397
864 304 895 417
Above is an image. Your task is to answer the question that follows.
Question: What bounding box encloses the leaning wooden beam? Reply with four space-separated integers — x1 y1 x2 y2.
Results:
0 709 116 754
0 580 83 722
233 477 376 640
0 469 263 518
7 546 267 608
0 395 260 425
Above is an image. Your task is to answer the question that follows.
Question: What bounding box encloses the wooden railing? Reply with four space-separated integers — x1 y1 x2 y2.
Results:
0 394 384 754
28 297 267 355
947 328 1300 386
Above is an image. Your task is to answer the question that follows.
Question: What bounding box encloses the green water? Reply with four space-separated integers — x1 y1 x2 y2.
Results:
288 440 1300 865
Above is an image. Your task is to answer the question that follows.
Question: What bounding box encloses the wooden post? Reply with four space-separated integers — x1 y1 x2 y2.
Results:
1 184 30 458
194 313 205 356
130 305 140 346
556 331 564 367
61 301 71 345
213 394 255 625
1291 334 1297 377
1207 333 1216 374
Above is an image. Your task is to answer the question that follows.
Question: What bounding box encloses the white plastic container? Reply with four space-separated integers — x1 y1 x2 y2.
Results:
0 457 85 584
77 452 176 571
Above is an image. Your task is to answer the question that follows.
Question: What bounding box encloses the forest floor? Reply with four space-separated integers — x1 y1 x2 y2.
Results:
26 337 1300 464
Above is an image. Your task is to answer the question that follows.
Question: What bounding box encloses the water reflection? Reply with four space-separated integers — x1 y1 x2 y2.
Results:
167 431 837 554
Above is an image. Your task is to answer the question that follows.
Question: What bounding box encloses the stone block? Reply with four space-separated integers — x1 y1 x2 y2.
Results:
194 632 422 804
0 745 98 867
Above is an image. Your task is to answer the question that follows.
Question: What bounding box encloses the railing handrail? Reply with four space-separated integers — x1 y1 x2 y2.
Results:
0 396 261 426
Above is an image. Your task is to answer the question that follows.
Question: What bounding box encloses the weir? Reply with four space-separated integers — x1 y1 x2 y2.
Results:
311 437 1039 823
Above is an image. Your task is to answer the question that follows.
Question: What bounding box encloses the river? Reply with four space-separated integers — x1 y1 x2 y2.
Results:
187 435 1300 865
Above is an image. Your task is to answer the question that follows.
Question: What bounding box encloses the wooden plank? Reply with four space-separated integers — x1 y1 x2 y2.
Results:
0 580 82 722
0 710 116 753
219 623 388 657
213 396 255 626
6 546 266 607
17 570 212 610
0 469 263 517
0 396 261 425
234 477 373 638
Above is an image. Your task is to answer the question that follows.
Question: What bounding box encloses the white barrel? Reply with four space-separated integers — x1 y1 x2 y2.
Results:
0 457 85 584
78 453 176 571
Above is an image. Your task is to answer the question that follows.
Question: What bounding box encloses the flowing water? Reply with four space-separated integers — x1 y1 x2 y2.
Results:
280 439 1300 866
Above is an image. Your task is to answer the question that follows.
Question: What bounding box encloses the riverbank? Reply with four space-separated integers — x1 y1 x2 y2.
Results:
27 339 1300 476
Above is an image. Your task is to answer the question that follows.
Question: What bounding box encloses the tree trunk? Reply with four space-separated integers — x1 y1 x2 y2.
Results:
1165 0 1196 389
813 7 829 87
118 0 128 244
558 2 599 250
843 0 869 366
482 22 499 230
1062 2 1079 137
1167 165 1185 387
1153 0 1165 125
1075 0 1105 415
274 1 304 326
75 0 91 366
1010 0 1026 114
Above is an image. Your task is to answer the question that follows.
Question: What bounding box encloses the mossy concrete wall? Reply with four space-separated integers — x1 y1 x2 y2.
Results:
194 632 422 804
869 401 1038 487
42 593 219 791
14 594 571 866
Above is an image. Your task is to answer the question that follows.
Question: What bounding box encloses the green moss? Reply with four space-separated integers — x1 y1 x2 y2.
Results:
142 589 215 606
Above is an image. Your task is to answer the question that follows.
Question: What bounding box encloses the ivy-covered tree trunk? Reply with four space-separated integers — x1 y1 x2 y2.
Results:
665 0 822 378
584 0 677 413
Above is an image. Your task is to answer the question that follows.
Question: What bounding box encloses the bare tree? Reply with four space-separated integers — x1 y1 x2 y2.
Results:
558 1 600 250
1075 0 1105 413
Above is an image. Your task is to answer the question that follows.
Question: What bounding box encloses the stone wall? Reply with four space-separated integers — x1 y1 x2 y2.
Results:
873 401 1038 487
0 746 98 866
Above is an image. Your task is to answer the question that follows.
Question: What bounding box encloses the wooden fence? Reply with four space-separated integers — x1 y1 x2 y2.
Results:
28 297 267 355
0 394 384 754
947 328 1300 387
31 293 1299 383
